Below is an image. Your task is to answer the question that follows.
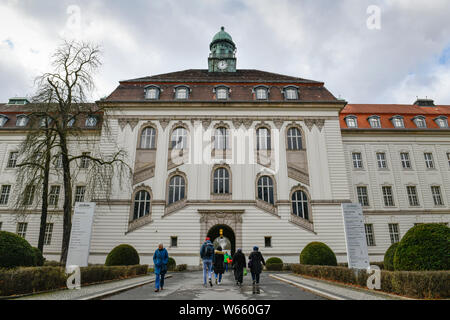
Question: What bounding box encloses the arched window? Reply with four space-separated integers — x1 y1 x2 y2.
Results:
291 190 309 220
283 86 299 100
85 116 98 127
140 127 156 149
168 175 186 204
16 115 29 127
287 127 303 150
213 168 230 194
171 127 187 149
257 127 271 150
133 190 151 220
257 176 274 205
214 127 229 150
0 115 9 127
145 85 160 100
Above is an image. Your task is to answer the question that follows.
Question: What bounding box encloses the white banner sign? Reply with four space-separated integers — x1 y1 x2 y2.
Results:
66 202 96 268
341 203 370 269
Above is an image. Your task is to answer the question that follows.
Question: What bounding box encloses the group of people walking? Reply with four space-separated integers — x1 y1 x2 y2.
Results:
151 237 266 292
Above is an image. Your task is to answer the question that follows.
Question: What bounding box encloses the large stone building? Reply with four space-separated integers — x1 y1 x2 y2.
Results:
0 28 449 265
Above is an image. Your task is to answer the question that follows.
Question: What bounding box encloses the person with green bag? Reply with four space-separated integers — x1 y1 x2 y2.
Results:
224 251 231 272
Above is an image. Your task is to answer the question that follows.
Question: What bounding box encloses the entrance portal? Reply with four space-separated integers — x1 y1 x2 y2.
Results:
207 224 236 256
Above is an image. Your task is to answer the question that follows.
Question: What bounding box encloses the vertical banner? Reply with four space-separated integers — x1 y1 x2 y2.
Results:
341 203 370 269
66 202 96 268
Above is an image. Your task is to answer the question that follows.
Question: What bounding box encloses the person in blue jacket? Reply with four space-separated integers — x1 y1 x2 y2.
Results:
153 243 169 292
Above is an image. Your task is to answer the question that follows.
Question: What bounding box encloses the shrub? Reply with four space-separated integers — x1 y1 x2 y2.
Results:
44 260 63 267
105 244 140 266
394 224 450 271
167 257 176 271
0 231 36 268
266 257 283 264
175 264 187 272
384 243 399 271
32 247 45 266
300 242 337 266
265 257 283 271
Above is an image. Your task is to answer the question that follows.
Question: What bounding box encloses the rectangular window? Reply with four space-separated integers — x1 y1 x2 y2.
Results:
49 186 60 206
388 224 400 244
364 224 375 246
357 186 369 207
431 186 443 206
400 152 411 169
265 236 272 248
80 152 91 169
7 152 19 168
352 152 363 169
0 185 11 205
55 154 63 169
406 186 419 206
0 222 2 231
17 222 27 238
170 236 178 247
424 153 434 169
382 186 395 207
44 223 53 245
447 153 450 168
74 186 86 203
23 185 35 206
376 152 387 169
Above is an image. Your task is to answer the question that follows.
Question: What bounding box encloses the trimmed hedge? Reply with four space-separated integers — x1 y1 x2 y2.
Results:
394 224 450 271
175 264 187 272
0 265 149 297
265 257 283 271
167 257 176 271
384 243 399 271
0 231 36 268
300 242 337 266
105 244 140 266
32 248 45 267
291 264 450 299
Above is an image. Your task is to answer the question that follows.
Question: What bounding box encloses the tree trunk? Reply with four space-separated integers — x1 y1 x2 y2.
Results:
37 132 51 252
60 134 73 266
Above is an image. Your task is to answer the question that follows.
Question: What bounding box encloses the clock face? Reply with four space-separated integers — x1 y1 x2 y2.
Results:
218 60 228 70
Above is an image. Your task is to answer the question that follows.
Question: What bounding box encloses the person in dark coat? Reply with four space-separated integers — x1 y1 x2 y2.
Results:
248 246 265 285
153 243 169 292
231 248 246 286
213 246 225 285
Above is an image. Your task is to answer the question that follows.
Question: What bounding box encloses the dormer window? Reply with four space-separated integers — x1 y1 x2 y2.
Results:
283 86 299 100
175 86 190 100
413 116 427 128
368 115 381 128
16 115 29 127
254 86 269 100
145 85 160 100
345 115 358 128
67 116 75 127
40 117 52 128
85 116 98 127
434 116 448 128
214 86 229 100
0 115 9 127
391 116 404 128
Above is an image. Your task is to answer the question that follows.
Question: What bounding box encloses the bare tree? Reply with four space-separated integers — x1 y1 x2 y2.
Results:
15 40 131 265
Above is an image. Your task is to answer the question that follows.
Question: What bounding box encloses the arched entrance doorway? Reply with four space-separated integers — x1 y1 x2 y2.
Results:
207 224 236 255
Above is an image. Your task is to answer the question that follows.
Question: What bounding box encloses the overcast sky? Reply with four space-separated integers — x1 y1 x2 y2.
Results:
1 0 449 104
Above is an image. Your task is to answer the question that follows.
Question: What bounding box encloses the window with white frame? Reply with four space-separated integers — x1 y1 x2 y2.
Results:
406 186 419 206
357 186 369 207
382 186 395 207
391 116 404 128
0 185 11 205
55 154 63 169
376 152 387 169
170 127 188 150
424 153 434 169
216 87 229 100
213 167 230 194
0 115 9 127
431 186 443 206
345 116 358 128
74 186 86 203
145 86 160 100
256 127 271 150
17 222 27 238
85 116 97 127
388 223 400 244
434 116 448 128
7 152 19 168
287 127 303 150
364 224 375 246
133 190 151 220
16 115 29 127
67 116 76 127
400 152 411 169
23 185 35 206
284 87 298 100
80 152 91 169
291 190 309 220
40 117 52 128
168 175 186 205
49 186 60 207
413 116 427 128
255 87 268 100
214 127 229 150
44 223 53 245
352 152 363 169
175 87 189 100
368 116 381 128
140 127 156 149
257 176 274 205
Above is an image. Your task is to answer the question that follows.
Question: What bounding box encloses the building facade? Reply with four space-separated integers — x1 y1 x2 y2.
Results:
0 28 448 265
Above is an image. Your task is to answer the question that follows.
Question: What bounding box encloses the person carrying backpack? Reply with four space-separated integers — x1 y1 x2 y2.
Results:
200 237 215 287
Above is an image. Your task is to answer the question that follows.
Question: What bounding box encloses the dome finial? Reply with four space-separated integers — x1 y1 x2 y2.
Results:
221 26 225 31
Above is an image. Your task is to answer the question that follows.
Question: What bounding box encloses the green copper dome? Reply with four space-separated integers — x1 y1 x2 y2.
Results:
210 26 236 49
